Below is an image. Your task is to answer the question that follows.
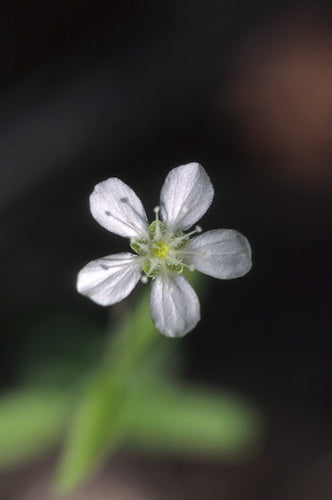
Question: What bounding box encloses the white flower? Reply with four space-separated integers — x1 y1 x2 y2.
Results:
77 163 252 337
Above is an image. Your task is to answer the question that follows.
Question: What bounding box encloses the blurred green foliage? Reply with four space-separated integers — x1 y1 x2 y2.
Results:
126 383 261 458
0 390 69 469
0 273 263 493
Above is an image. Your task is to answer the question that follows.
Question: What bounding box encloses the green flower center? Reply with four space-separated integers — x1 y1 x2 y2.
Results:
151 241 170 259
130 208 201 279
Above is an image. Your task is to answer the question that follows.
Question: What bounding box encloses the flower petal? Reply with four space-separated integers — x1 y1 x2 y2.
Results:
149 273 200 338
90 178 148 238
77 253 141 306
160 163 214 231
186 229 252 279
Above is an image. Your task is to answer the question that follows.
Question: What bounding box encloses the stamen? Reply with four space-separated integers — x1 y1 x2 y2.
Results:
120 198 149 226
130 237 149 255
141 275 148 284
184 225 202 238
171 224 203 248
143 259 161 278
153 205 161 239
102 206 147 237
180 261 195 272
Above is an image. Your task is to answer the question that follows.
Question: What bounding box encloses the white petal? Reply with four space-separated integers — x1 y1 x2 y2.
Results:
160 163 214 231
77 253 141 306
149 273 200 338
187 229 252 279
90 178 148 238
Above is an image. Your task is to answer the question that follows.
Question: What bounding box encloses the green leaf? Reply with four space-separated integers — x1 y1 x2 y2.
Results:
54 374 128 493
0 390 69 470
126 383 263 458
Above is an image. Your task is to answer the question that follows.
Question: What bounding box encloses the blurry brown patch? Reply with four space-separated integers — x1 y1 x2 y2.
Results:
224 8 332 194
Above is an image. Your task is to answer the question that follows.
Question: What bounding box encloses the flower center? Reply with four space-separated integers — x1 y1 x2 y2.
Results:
151 241 170 259
130 206 202 279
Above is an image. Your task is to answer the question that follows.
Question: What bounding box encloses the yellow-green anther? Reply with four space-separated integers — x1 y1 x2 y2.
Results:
167 263 183 273
149 220 166 239
143 262 160 277
130 238 148 255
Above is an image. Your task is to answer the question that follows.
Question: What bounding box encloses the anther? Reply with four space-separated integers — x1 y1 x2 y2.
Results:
141 275 148 284
153 206 161 239
184 225 203 239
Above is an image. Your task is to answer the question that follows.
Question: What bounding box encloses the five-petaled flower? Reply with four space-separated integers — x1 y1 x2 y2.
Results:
77 163 252 337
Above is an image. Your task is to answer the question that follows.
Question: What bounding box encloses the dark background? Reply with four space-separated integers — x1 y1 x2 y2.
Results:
1 1 332 498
